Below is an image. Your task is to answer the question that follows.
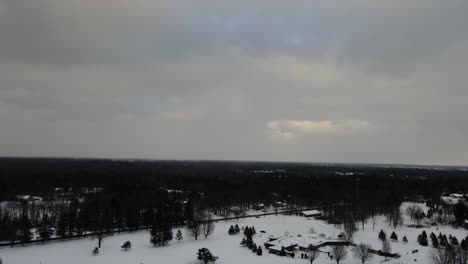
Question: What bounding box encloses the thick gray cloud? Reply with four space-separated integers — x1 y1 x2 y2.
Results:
1 0 468 165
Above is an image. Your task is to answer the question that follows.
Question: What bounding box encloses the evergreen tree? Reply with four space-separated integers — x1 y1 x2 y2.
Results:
234 224 240 234
3 215 18 247
197 248 218 264
418 232 428 246
422 230 427 239
240 237 246 246
403 236 408 243
430 232 439 248
17 215 33 245
252 243 257 253
460 239 468 250
378 230 386 241
454 201 468 225
150 223 173 246
438 233 443 241
257 246 263 256
390 231 398 241
244 226 250 236
67 200 79 237
176 229 183 242
184 196 194 222
38 214 54 243
56 211 68 239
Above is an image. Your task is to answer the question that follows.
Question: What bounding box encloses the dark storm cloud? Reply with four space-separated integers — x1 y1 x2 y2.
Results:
1 0 468 165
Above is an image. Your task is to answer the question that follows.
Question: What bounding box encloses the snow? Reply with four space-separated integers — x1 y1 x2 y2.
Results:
301 210 321 216
1 203 467 264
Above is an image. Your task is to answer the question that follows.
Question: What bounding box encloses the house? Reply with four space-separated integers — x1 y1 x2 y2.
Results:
252 203 265 210
16 195 42 202
300 210 321 218
265 233 349 253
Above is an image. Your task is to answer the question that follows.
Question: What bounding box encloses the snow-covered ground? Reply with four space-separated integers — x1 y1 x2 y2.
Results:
1 203 467 264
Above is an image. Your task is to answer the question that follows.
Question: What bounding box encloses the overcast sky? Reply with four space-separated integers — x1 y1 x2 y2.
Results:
1 0 468 165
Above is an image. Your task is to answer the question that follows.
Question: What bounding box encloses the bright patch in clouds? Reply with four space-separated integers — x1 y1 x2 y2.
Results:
266 120 371 141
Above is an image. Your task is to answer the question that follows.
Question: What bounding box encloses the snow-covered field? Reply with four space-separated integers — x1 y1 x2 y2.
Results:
1 203 467 264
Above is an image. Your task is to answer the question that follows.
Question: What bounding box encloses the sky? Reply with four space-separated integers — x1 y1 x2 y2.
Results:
1 0 468 165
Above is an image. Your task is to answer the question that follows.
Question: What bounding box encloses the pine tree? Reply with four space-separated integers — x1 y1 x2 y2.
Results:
38 214 54 243
430 232 439 248
150 223 173 246
378 230 386 241
403 236 408 243
234 224 240 234
418 232 428 246
390 231 398 241
257 246 263 256
176 229 183 242
197 248 218 264
18 215 33 245
244 226 250 236
56 212 68 239
422 230 427 239
252 243 257 253
150 225 164 246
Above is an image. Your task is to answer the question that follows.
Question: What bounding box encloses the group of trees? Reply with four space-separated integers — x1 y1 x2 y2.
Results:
0 188 195 246
430 232 468 250
406 204 426 226
187 212 215 240
429 231 468 264
227 224 240 235
430 246 468 264
240 226 261 256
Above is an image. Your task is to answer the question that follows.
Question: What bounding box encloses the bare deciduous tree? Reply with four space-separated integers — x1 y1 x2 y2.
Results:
307 245 320 264
202 216 215 239
413 206 425 226
405 204 419 221
382 239 392 260
429 248 454 264
231 206 246 220
386 208 403 228
188 212 205 240
353 243 373 264
330 245 348 264
344 220 356 242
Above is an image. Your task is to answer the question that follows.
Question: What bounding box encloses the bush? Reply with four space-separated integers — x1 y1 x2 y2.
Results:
92 247 99 255
121 240 132 250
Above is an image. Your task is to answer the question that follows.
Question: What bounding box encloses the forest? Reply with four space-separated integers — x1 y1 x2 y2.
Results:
1 158 468 245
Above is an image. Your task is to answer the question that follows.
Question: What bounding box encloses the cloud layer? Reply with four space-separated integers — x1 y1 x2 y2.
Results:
1 0 468 165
